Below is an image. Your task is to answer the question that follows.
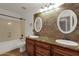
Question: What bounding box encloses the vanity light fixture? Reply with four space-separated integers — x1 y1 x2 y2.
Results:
43 6 48 12
48 4 54 10
40 6 45 12
40 3 64 12
40 3 54 12
8 22 12 25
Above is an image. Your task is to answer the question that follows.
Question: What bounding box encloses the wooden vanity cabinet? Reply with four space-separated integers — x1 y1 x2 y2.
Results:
26 38 79 56
51 45 79 56
26 38 35 56
26 38 51 56
35 41 50 56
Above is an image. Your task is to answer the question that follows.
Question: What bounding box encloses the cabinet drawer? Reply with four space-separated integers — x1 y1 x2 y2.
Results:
54 52 64 56
27 44 34 56
26 43 34 55
35 46 50 56
52 45 79 56
26 38 34 44
35 41 50 49
36 53 44 56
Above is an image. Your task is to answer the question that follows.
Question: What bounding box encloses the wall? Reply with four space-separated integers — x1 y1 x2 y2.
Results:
24 9 39 36
0 8 25 42
24 12 34 36
34 3 79 41
0 8 21 18
0 19 22 42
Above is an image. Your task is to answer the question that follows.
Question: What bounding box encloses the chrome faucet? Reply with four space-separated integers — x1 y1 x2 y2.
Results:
62 34 70 40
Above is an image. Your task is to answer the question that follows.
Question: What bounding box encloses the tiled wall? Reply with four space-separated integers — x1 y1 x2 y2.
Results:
33 3 79 41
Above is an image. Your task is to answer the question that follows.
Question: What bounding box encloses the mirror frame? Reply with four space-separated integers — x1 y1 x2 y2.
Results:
34 17 42 32
57 10 77 34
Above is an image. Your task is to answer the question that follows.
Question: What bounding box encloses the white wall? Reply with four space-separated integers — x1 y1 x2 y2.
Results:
0 8 21 18
23 9 39 36
0 6 40 37
24 12 34 36
0 20 21 42
0 8 25 42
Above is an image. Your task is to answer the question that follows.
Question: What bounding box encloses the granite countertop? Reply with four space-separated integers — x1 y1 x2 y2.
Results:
27 36 79 51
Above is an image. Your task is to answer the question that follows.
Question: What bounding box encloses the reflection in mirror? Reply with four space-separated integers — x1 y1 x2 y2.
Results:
72 16 74 26
59 16 71 32
57 10 77 34
59 17 66 31
66 16 70 32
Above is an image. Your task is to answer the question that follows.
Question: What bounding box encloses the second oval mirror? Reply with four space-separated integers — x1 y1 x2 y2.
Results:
57 10 77 34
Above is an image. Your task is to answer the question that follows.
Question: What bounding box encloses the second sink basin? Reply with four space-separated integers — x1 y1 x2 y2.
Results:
56 39 78 46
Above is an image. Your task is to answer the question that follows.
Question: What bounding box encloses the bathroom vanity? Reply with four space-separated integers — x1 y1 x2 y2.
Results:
26 37 79 56
29 9 79 56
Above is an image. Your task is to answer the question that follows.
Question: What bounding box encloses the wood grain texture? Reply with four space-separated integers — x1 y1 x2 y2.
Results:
35 46 50 56
51 45 79 56
35 41 50 49
26 38 35 56
26 38 79 56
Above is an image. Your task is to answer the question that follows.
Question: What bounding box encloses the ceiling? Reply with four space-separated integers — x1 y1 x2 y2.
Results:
0 3 64 15
0 3 45 15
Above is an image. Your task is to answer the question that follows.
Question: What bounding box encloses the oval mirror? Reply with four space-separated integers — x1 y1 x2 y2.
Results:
34 17 42 32
57 10 77 34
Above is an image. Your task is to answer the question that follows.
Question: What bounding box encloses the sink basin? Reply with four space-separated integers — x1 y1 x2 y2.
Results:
56 39 78 46
28 36 39 39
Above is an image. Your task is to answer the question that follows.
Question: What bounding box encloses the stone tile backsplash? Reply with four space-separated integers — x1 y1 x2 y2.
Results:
34 3 79 41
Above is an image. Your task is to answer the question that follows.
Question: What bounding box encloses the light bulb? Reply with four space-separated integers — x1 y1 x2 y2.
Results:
44 7 48 11
8 22 12 25
48 5 53 10
40 9 44 12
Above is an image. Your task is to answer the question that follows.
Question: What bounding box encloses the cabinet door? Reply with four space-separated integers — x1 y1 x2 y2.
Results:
51 45 79 56
54 52 64 56
35 41 50 49
35 46 50 56
26 39 34 56
35 41 50 56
